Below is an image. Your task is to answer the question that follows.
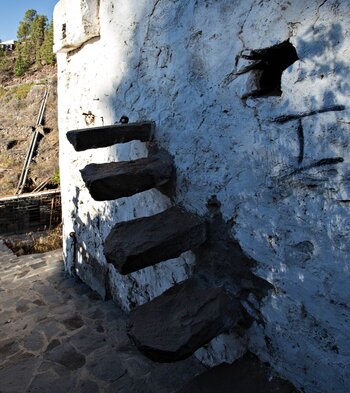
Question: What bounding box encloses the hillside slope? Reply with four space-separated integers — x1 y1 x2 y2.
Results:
0 66 58 196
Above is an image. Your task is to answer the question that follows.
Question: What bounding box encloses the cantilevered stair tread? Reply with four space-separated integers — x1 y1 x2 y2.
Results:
176 352 299 393
127 279 244 363
104 206 207 274
80 150 174 201
66 121 154 151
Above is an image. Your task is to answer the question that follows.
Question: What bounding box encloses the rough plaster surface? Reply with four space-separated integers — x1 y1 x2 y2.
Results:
55 1 350 392
53 0 100 53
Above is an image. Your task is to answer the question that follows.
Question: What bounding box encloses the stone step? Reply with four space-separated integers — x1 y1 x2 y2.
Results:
80 150 174 201
176 352 299 393
66 121 154 151
104 206 206 275
127 279 244 363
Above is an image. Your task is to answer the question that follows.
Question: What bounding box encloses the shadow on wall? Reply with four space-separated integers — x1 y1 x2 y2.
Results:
62 2 349 390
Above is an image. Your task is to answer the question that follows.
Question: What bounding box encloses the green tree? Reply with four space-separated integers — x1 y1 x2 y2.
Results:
14 48 30 76
40 21 55 65
17 9 37 40
13 9 55 76
30 15 47 64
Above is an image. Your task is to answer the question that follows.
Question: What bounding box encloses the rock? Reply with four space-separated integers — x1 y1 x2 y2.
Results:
128 279 243 362
66 122 154 151
104 206 207 274
80 150 174 201
175 352 299 393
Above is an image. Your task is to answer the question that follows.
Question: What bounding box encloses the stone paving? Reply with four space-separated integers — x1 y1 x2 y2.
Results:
0 241 205 393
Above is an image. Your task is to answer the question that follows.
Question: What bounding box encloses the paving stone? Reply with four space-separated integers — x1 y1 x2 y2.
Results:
46 339 61 352
62 314 85 331
69 327 108 355
23 330 45 352
33 298 46 306
30 261 47 270
27 371 76 393
0 353 39 393
45 343 86 371
16 269 30 278
105 374 154 393
77 379 100 393
0 339 20 363
36 320 64 341
16 299 32 313
85 349 126 382
0 244 209 392
86 308 105 320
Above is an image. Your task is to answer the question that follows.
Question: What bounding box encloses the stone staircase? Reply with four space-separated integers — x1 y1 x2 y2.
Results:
67 121 299 392
80 149 174 201
104 206 206 275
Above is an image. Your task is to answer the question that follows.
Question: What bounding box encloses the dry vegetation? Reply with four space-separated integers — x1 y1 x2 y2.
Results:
0 66 58 196
4 223 62 256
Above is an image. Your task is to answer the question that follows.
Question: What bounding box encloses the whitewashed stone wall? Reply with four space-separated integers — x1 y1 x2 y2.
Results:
55 1 350 392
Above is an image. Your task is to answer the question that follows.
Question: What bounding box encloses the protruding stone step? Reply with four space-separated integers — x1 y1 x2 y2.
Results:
80 150 174 201
66 121 154 151
128 279 243 363
104 206 206 275
176 352 299 393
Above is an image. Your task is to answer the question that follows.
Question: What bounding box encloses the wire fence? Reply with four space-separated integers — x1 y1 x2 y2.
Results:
0 190 61 235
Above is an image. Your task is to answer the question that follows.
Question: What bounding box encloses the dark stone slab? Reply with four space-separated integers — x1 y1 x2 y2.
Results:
62 314 84 330
0 339 20 361
127 279 243 362
104 206 207 274
80 150 174 201
176 352 299 393
66 122 154 151
0 353 39 393
85 350 126 381
27 371 76 393
45 343 86 371
23 330 45 352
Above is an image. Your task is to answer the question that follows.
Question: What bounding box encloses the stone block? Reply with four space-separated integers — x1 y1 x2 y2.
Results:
66 122 154 151
104 206 206 274
128 279 243 362
80 150 174 201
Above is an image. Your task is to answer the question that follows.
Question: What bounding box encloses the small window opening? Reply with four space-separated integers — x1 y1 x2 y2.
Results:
238 40 299 99
62 24 67 40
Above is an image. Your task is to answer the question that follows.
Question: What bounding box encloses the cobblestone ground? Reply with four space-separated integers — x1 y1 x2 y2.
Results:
0 241 205 393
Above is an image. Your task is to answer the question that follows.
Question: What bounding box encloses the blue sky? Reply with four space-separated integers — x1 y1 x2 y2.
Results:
0 0 58 41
